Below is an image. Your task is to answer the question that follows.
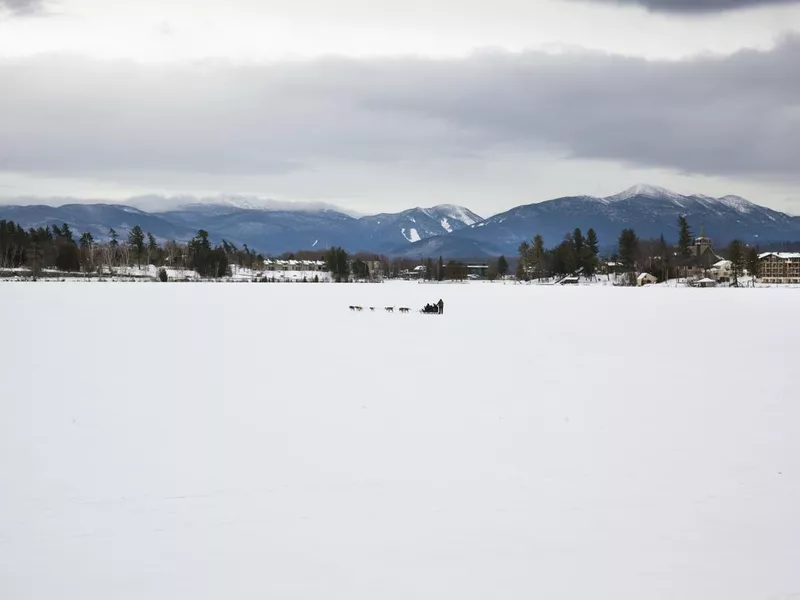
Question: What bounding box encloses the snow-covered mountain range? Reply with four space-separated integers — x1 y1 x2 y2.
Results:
432 184 796 255
0 197 484 255
1 186 798 257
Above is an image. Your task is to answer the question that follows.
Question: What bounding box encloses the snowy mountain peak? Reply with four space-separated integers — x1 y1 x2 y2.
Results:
606 184 686 203
353 203 484 246
429 204 483 227
599 185 766 216
717 195 756 214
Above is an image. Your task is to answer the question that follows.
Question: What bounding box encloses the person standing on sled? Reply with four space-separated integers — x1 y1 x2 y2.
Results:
437 299 444 314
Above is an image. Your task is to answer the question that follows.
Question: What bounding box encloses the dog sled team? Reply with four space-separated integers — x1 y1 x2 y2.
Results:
349 298 444 315
349 305 409 313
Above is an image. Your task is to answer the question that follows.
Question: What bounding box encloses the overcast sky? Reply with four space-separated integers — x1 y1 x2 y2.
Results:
0 0 798 216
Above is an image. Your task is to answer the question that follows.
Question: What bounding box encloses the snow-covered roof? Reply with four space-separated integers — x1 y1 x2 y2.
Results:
758 252 800 260
467 264 489 269
637 272 656 280
713 260 732 268
697 277 716 283
264 259 325 266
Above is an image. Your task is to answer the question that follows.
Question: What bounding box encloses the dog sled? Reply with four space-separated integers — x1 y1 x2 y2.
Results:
420 302 443 315
348 300 442 314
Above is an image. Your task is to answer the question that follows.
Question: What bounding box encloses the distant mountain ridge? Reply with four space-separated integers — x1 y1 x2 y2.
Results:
0 198 485 255
445 184 798 255
1 186 799 257
0 203 199 243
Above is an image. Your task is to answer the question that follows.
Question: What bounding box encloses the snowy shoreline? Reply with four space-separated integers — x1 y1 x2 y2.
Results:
3 273 799 288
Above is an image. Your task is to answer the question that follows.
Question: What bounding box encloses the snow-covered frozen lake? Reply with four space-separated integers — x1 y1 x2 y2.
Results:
2 281 799 600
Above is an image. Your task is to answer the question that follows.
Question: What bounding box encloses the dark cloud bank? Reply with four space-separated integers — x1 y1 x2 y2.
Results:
0 36 797 184
580 0 800 12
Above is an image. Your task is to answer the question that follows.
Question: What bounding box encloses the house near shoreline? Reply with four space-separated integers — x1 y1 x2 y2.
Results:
264 259 327 272
709 259 732 282
637 272 658 286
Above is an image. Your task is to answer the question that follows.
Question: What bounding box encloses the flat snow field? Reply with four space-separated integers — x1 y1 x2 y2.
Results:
2 282 799 600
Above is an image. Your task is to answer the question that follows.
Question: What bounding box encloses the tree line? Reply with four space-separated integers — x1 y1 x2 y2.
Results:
1 221 493 283
516 229 600 281
0 220 265 279
613 217 761 285
325 247 487 282
513 217 763 285
2 216 767 284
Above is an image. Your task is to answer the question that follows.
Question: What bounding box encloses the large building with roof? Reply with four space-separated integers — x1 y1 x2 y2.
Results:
264 259 327 272
758 252 800 284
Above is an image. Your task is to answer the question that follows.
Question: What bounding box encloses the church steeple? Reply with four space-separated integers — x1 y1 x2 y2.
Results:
694 223 712 256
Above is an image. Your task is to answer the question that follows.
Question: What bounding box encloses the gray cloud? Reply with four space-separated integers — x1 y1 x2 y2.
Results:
0 37 798 189
577 0 800 12
0 0 45 15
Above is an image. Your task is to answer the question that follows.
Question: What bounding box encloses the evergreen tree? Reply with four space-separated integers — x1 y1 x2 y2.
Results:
437 256 444 281
497 255 509 278
728 239 744 286
352 258 369 280
325 247 350 282
531 234 546 279
0 220 28 268
574 227 599 278
618 228 639 284
677 215 693 257
128 225 145 265
561 233 578 275
746 247 760 284
27 227 52 279
78 232 95 273
104 228 119 268
587 228 599 258
186 232 228 278
147 232 158 265
188 230 214 276
583 228 599 279
57 223 74 244
517 241 530 280
547 234 574 277
425 257 434 281
55 242 81 272
572 228 584 263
